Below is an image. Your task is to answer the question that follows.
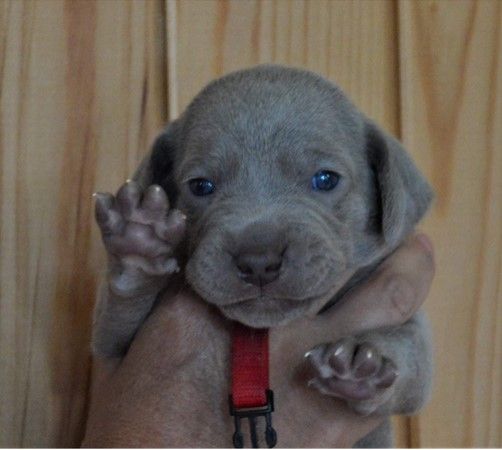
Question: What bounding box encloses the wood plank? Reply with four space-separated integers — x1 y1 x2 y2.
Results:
172 0 399 128
0 0 166 445
170 0 409 446
398 0 502 446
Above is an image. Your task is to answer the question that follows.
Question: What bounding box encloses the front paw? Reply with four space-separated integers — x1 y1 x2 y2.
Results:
305 338 398 415
94 181 186 293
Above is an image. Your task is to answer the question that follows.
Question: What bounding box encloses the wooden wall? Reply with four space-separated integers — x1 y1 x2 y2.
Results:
0 0 500 447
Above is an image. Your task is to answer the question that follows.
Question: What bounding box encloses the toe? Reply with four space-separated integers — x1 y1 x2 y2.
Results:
94 192 123 235
375 358 398 388
154 209 186 245
305 344 335 379
352 343 381 379
141 185 169 219
129 255 179 276
94 192 113 225
328 338 356 378
325 378 374 401
116 181 141 218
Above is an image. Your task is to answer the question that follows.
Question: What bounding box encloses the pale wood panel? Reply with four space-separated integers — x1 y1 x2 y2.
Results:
399 0 502 447
171 0 410 446
4 0 499 447
0 0 166 446
172 0 399 128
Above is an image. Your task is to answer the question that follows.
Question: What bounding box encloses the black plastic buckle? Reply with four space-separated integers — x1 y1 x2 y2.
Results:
229 390 277 448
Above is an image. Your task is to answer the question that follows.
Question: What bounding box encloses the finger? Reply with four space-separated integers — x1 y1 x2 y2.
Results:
321 233 435 335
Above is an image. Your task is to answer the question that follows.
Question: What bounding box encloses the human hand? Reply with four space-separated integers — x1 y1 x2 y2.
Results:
82 233 434 447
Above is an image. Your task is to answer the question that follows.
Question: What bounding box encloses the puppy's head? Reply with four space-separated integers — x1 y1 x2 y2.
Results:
144 65 432 327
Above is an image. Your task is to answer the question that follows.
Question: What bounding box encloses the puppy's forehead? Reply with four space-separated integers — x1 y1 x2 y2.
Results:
182 67 362 151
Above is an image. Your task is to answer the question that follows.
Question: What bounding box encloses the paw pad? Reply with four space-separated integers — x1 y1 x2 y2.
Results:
305 338 398 404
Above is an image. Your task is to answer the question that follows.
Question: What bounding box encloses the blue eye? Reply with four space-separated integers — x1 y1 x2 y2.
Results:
311 170 340 191
188 178 215 196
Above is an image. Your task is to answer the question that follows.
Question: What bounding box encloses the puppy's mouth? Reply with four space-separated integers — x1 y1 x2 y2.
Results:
218 292 328 328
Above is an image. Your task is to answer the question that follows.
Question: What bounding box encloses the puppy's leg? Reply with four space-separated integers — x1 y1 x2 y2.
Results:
93 181 185 358
353 418 393 448
306 311 432 417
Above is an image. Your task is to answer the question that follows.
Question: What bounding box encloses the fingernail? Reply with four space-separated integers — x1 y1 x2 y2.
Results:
415 233 434 256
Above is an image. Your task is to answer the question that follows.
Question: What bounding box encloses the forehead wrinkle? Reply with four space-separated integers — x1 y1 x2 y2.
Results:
194 77 332 152
177 145 241 182
265 81 338 129
197 83 271 149
185 116 249 154
276 141 358 183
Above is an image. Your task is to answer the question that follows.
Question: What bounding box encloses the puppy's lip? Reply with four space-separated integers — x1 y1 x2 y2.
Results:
218 293 327 327
207 274 341 308
220 296 303 315
224 292 319 307
219 293 320 318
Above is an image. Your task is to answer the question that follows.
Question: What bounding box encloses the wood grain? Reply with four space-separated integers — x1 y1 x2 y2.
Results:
1 0 500 447
398 0 502 446
172 0 399 128
0 0 166 446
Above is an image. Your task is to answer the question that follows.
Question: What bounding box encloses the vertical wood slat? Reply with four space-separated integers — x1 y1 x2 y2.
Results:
173 0 399 128
170 0 409 446
0 0 166 446
398 0 502 447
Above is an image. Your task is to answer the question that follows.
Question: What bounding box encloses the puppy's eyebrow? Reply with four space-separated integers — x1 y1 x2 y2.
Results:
307 148 339 160
302 147 351 169
177 150 240 182
284 146 356 181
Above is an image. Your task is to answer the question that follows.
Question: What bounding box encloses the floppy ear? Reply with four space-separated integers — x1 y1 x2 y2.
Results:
366 120 433 248
132 119 182 203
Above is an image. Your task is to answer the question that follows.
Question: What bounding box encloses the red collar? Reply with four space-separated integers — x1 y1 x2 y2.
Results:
229 323 277 448
231 322 269 408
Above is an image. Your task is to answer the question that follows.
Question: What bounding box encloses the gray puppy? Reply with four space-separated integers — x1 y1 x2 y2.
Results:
93 65 433 447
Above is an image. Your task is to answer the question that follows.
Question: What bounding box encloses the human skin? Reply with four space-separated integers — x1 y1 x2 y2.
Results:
82 233 434 448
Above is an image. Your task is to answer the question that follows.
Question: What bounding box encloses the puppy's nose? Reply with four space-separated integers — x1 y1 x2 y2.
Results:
235 250 283 287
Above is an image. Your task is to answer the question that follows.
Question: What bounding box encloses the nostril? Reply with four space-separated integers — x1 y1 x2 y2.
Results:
265 261 282 273
237 262 253 275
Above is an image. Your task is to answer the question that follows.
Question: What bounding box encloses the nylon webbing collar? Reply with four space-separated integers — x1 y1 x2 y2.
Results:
229 323 277 448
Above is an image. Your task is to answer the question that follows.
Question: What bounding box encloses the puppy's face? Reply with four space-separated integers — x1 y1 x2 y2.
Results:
150 66 432 327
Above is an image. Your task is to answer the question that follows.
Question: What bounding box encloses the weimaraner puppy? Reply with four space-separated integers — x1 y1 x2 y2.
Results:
93 65 434 447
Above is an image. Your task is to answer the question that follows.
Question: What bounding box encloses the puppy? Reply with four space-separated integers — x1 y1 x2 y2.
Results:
93 65 433 447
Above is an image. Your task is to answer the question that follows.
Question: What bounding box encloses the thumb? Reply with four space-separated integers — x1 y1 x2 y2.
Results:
124 287 230 367
317 233 435 336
